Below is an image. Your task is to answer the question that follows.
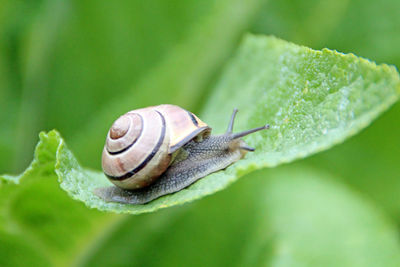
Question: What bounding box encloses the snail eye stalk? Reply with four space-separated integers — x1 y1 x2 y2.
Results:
232 125 269 139
226 108 239 133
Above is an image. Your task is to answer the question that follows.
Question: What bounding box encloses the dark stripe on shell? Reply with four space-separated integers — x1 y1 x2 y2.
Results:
107 114 144 155
106 111 166 181
187 111 199 126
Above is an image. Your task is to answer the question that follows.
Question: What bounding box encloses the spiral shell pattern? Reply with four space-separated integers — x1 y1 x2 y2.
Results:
102 105 210 190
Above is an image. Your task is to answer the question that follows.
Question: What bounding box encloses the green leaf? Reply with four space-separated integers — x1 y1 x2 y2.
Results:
250 0 400 219
252 168 400 267
82 167 400 267
0 131 116 267
2 35 399 214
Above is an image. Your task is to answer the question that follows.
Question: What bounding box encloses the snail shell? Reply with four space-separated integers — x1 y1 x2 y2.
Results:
102 104 211 190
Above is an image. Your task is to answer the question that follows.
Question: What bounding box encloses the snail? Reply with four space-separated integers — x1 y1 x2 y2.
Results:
94 104 269 204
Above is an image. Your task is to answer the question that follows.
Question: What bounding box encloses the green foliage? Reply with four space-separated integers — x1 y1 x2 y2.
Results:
3 35 398 215
1 0 400 266
84 167 400 267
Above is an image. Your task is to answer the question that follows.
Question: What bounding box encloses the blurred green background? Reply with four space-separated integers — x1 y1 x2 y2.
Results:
1 0 400 266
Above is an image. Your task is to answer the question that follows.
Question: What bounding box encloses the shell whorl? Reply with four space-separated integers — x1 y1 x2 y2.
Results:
155 104 210 153
102 108 171 189
102 104 211 190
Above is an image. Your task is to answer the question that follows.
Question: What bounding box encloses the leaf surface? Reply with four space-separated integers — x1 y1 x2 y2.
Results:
83 167 400 267
2 35 399 214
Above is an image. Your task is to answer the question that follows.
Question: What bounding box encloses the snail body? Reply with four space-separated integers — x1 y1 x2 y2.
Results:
95 104 268 204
